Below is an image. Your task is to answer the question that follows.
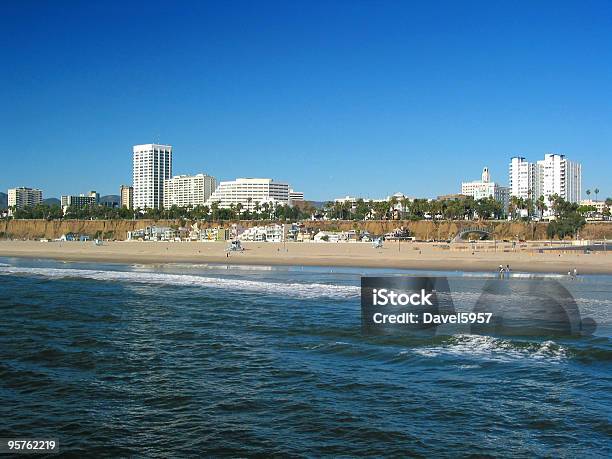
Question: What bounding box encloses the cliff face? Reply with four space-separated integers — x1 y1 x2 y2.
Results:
1 219 611 241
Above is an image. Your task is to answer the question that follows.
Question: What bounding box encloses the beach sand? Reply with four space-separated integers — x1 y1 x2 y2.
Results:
0 240 610 274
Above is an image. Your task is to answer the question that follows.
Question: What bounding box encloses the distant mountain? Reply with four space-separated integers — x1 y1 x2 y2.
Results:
0 192 7 209
100 195 120 205
43 198 61 207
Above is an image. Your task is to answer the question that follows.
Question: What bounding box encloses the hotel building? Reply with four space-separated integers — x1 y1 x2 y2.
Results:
205 178 290 211
120 185 134 209
61 191 100 210
133 143 172 209
461 167 509 213
8 187 43 210
163 174 217 208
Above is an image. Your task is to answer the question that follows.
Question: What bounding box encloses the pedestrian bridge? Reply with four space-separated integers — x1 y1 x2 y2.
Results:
453 227 493 242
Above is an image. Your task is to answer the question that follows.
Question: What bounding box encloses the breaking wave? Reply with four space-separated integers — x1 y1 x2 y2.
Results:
0 266 360 299
408 334 568 363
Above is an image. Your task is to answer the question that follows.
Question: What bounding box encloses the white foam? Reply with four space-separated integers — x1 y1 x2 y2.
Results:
0 266 360 299
410 334 567 363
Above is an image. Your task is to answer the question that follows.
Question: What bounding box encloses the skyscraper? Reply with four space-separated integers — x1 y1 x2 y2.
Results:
133 144 172 209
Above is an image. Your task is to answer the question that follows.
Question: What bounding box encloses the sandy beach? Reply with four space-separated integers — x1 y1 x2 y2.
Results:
0 240 610 274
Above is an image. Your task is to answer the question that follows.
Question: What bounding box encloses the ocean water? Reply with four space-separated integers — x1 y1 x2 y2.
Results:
0 257 610 457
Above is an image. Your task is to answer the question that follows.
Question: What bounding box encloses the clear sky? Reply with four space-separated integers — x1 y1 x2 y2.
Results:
1 0 611 201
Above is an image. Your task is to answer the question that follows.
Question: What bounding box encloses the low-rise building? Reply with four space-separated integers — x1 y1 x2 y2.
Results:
205 178 290 211
127 226 176 241
580 199 607 214
289 189 305 205
61 191 99 212
237 224 286 242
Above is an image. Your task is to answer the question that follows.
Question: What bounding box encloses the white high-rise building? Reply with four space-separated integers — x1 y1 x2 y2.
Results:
509 156 536 201
133 144 172 209
535 153 581 205
461 167 509 213
205 178 290 211
163 174 217 208
509 154 582 216
8 187 43 210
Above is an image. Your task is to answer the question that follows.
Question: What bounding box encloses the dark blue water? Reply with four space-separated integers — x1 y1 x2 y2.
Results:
0 258 610 457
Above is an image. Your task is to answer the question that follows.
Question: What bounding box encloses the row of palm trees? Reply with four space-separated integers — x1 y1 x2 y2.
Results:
324 196 505 221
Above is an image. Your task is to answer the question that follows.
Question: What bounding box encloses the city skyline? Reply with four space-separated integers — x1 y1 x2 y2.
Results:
2 1 611 200
1 147 599 204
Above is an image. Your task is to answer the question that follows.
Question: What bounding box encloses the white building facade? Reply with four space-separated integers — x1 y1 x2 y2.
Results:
205 178 290 211
133 144 172 209
535 153 581 205
509 157 536 201
163 174 217 208
8 187 43 209
288 189 305 205
461 167 509 213
509 154 582 216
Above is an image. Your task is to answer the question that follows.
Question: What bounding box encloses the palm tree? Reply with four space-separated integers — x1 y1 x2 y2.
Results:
586 189 591 200
236 203 243 220
509 196 520 220
594 188 599 202
536 196 547 217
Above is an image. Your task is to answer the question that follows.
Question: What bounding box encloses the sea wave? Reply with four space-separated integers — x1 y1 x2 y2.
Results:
408 334 568 363
0 266 360 299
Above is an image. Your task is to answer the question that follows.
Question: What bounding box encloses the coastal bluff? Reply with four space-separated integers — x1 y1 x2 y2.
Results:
1 219 611 241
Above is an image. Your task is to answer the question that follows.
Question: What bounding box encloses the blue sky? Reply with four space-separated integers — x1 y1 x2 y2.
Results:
1 0 611 200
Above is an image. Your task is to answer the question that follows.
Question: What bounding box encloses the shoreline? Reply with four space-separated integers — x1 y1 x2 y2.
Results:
0 240 610 274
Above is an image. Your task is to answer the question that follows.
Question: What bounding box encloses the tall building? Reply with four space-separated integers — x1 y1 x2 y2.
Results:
461 167 509 213
120 185 134 209
509 154 582 215
8 187 43 209
535 153 581 205
61 191 99 210
163 174 217 208
205 178 290 211
509 156 536 201
133 143 172 209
